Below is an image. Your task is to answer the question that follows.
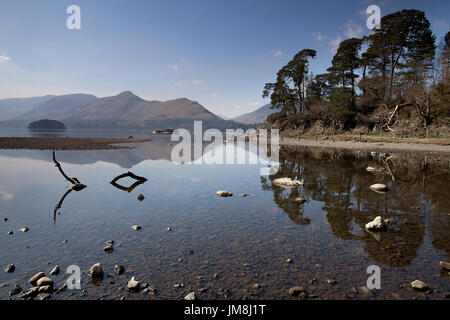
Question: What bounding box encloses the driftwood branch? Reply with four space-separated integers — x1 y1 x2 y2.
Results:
53 188 73 223
52 150 86 191
110 172 148 193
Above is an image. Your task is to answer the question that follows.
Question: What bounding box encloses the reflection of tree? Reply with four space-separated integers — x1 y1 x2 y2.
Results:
110 172 147 193
262 146 450 267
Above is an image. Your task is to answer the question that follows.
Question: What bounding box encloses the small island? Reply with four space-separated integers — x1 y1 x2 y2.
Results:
28 119 66 131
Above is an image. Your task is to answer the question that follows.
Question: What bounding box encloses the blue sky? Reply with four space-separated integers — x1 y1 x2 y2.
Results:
0 0 448 117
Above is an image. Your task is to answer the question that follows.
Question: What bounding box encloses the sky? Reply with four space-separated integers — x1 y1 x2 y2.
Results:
0 0 448 118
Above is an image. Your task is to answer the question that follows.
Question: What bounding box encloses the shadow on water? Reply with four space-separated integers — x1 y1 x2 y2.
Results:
262 146 450 268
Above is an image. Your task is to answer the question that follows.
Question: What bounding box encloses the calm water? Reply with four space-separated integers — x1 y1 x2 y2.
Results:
0 135 449 300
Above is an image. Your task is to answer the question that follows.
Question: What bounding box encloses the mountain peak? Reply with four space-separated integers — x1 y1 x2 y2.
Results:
117 90 137 97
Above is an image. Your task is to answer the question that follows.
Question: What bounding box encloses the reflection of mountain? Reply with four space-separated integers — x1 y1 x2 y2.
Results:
0 136 176 168
262 146 450 267
233 104 274 124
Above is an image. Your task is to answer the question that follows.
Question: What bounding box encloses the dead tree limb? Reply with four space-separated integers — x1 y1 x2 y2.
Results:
110 172 147 193
52 150 86 191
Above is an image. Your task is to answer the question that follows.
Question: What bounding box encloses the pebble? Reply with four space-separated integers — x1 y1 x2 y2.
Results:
49 265 60 275
114 265 125 275
19 226 29 232
184 292 196 300
273 177 303 188
213 273 219 279
7 231 13 235
106 240 115 245
37 293 51 300
137 194 145 201
4 218 7 221
22 287 39 298
440 261 450 271
365 216 388 231
38 285 53 293
253 284 261 289
9 284 22 296
286 259 293 263
29 272 46 286
127 277 140 291
167 227 172 232
411 280 429 292
294 197 306 203
88 263 103 279
174 283 184 289
217 190 233 197
132 225 142 230
289 286 306 296
240 193 250 197
327 279 337 285
359 286 374 296
4 264 15 273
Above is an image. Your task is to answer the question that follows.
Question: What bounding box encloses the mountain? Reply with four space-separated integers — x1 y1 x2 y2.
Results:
4 91 242 130
233 104 274 124
0 95 55 122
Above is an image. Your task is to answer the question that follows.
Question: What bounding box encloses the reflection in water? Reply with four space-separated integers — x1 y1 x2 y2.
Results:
263 146 450 267
52 150 87 223
110 171 147 193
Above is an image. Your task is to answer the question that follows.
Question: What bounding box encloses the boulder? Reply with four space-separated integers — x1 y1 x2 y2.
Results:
411 280 429 291
36 276 54 288
289 286 306 296
29 272 46 286
4 264 15 273
365 216 387 231
88 263 103 280
217 190 233 197
273 177 303 188
127 277 140 291
370 183 389 192
440 261 450 271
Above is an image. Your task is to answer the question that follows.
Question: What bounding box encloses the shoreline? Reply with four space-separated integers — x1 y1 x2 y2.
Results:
0 137 151 150
280 137 450 155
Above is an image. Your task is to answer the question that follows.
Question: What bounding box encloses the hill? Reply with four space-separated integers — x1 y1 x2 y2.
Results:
28 119 66 130
0 95 55 122
233 104 274 124
3 91 242 130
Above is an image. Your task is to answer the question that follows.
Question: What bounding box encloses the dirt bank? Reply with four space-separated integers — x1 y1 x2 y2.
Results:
281 137 450 155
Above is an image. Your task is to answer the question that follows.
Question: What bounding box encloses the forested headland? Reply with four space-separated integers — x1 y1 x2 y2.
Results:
263 9 449 141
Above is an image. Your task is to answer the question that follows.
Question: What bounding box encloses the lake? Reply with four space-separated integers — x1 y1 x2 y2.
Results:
0 130 449 300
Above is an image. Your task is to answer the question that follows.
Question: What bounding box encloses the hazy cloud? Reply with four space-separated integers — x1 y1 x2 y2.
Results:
247 102 260 107
343 21 364 38
0 190 13 200
272 50 283 57
169 64 179 71
313 32 326 41
176 80 203 86
193 80 203 85
330 37 342 53
0 56 11 64
210 93 217 97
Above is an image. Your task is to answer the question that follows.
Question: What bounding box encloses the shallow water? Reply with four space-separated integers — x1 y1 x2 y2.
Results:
0 137 449 300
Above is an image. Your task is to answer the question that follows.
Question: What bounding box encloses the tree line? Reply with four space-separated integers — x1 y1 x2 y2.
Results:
263 9 449 136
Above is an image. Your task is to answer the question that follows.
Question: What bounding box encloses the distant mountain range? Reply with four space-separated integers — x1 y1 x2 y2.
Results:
233 104 274 124
0 91 249 130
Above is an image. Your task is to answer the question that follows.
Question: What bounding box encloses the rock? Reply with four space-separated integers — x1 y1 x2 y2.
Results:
36 277 54 288
273 177 303 188
132 225 141 230
370 183 389 193
167 227 172 232
293 197 306 203
7 231 13 235
240 193 250 197
21 287 39 298
327 279 337 285
299 292 308 299
106 240 115 245
87 263 103 279
3 218 7 221
253 284 261 289
9 284 22 296
19 226 29 232
127 277 140 291
37 293 51 300
4 264 15 273
114 265 125 275
440 261 450 271
286 259 293 263
184 292 196 300
366 167 378 172
49 265 60 275
38 285 53 293
29 272 46 286
174 283 184 289
289 286 306 296
217 190 233 197
359 286 373 296
103 244 114 253
213 273 219 279
411 280 429 291
137 194 145 201
365 216 388 231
